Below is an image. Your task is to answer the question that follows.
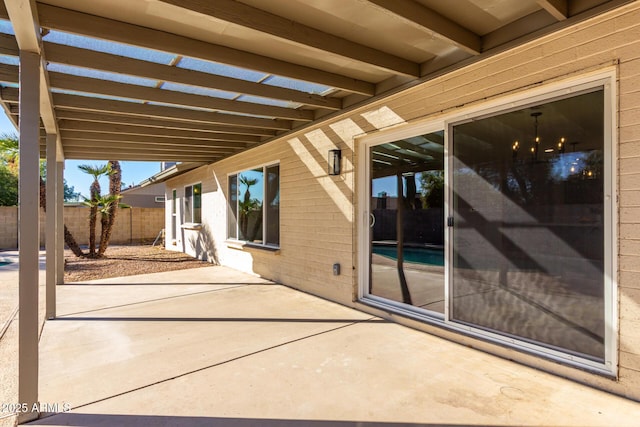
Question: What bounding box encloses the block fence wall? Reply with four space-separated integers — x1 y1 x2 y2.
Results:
0 206 165 249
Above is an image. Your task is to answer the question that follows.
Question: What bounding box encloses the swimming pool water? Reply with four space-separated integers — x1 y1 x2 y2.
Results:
372 245 444 266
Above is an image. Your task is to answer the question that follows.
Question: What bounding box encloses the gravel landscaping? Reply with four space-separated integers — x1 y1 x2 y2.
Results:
64 245 212 282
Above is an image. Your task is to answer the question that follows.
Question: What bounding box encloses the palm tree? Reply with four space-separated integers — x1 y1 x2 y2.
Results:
0 133 85 256
83 193 123 255
396 173 412 305
238 175 258 240
98 161 122 256
78 163 112 257
64 224 84 257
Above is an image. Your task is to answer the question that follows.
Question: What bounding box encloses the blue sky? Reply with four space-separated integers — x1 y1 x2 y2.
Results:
0 110 161 199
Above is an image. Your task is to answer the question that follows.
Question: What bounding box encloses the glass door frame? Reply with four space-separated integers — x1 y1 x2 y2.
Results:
357 68 618 376
358 119 449 320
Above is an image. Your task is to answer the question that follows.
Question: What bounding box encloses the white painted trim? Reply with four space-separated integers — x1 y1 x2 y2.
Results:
357 119 446 314
226 161 281 248
17 49 41 423
356 139 367 302
183 182 202 225
56 160 64 285
604 69 619 376
443 67 618 375
226 159 281 177
45 133 58 320
170 188 177 243
444 124 452 322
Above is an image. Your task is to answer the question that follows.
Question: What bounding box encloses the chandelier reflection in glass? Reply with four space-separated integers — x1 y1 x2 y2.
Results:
509 110 597 181
530 112 542 161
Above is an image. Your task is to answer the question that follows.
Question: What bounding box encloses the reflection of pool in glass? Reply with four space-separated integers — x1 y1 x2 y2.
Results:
372 245 444 266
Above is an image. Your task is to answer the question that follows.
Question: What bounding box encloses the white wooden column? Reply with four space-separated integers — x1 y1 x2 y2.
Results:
18 50 41 423
45 133 58 319
56 160 64 285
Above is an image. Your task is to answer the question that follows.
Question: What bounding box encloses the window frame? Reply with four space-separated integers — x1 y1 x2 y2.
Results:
183 182 202 225
171 188 177 242
227 162 280 249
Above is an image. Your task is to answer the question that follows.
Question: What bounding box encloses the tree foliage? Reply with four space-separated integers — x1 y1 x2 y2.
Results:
78 163 112 256
39 161 82 202
98 161 122 256
0 133 19 206
0 132 85 255
419 170 444 208
77 161 125 258
238 175 261 241
63 182 81 202
0 165 18 206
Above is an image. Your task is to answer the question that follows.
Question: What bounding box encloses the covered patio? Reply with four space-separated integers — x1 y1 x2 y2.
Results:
3 0 640 424
28 267 640 426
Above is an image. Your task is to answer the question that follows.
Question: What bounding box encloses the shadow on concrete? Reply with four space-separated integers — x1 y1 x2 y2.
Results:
58 282 273 286
29 413 502 426
52 316 387 323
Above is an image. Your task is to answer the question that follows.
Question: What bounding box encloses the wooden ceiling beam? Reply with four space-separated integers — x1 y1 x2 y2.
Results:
40 41 342 110
60 141 232 155
367 0 481 56
58 120 262 143
3 0 63 157
0 63 17 84
54 110 277 137
0 84 18 131
159 0 419 77
0 31 18 56
58 148 222 162
60 130 248 149
59 145 222 155
537 0 568 20
52 95 290 130
0 86 291 130
482 9 556 51
32 2 376 95
46 69 314 121
0 34 340 110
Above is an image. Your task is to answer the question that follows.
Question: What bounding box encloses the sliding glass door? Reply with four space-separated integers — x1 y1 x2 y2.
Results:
449 88 606 361
361 75 614 370
368 130 445 315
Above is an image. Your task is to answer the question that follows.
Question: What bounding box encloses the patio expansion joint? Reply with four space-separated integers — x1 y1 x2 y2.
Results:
0 304 18 341
54 284 251 318
52 315 380 417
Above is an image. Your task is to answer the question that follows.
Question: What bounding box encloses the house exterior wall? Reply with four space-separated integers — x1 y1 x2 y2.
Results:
121 182 166 208
164 167 219 263
164 2 640 401
120 194 164 209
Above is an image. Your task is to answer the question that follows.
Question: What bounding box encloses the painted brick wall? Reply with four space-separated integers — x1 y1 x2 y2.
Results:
163 3 640 401
164 166 219 262
616 3 640 399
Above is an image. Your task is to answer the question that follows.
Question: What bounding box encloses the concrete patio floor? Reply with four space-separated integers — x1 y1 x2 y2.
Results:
11 265 640 426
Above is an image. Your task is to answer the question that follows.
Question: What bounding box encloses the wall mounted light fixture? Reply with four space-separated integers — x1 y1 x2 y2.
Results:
328 149 341 175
